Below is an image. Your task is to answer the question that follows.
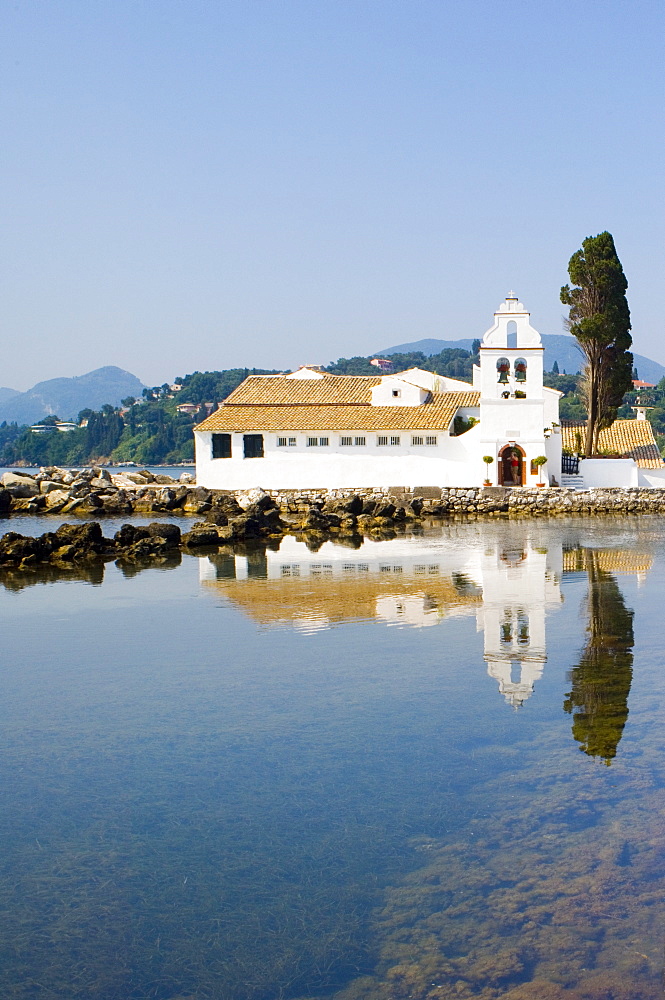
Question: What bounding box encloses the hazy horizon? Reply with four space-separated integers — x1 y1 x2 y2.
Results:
2 1 663 391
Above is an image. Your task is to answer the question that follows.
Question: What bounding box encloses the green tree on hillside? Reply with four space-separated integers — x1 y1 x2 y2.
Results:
177 369 281 405
325 356 378 375
561 232 632 455
326 349 475 382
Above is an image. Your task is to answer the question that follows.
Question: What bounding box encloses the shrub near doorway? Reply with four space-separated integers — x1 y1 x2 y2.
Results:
532 455 548 485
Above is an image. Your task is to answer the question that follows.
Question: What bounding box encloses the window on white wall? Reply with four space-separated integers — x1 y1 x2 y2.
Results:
277 437 287 447
340 436 352 446
288 437 297 447
319 437 329 447
392 389 401 398
354 436 366 446
391 436 401 446
426 436 437 446
377 436 388 446
243 434 264 459
412 435 424 446
212 433 232 459
307 437 318 447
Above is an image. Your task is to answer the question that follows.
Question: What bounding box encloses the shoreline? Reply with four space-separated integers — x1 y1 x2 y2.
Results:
5 467 665 520
3 481 665 577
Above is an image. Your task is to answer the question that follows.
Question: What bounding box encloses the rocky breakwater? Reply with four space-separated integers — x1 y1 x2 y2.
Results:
276 491 421 544
0 489 288 573
0 520 184 574
0 467 203 517
182 488 286 547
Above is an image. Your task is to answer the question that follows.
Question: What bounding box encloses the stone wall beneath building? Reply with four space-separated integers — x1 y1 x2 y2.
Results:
266 485 665 517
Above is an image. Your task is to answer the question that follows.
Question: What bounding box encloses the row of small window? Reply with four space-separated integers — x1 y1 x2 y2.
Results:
277 435 438 447
212 432 438 459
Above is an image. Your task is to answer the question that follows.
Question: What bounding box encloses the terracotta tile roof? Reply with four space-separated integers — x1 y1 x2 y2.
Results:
561 419 663 468
204 574 481 627
563 549 653 575
196 391 481 433
223 373 382 406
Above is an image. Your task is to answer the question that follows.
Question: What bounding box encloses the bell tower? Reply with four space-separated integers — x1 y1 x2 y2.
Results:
476 293 548 486
478 293 544 400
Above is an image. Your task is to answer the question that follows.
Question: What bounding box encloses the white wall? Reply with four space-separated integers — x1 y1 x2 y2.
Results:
196 419 562 491
370 377 428 406
579 458 638 488
637 468 665 488
195 424 486 490
546 430 562 486
480 398 546 442
543 387 562 427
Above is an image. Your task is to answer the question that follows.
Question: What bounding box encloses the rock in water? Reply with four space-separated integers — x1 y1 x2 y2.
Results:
237 487 271 510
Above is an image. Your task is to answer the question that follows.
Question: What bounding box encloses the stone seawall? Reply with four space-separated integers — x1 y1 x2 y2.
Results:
266 485 665 517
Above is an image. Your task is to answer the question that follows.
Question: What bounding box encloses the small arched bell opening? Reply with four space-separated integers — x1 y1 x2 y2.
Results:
497 357 510 384
499 443 526 486
506 320 517 350
514 357 527 383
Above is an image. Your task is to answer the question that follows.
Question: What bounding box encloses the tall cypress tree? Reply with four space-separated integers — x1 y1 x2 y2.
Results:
561 232 632 455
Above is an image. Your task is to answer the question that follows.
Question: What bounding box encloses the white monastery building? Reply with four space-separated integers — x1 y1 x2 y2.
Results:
195 294 662 490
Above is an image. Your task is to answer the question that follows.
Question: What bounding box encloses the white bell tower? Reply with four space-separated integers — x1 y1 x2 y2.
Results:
476 293 548 486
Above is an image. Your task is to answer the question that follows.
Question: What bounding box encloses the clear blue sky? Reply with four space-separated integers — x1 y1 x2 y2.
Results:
2 0 663 390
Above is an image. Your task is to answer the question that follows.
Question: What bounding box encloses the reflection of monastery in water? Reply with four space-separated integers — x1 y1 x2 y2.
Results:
477 540 562 708
200 530 652 709
200 535 484 632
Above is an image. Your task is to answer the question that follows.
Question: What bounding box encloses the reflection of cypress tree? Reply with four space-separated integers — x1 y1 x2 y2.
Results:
564 553 634 764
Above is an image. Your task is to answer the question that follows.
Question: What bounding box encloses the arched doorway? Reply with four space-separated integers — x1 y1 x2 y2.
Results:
499 443 526 486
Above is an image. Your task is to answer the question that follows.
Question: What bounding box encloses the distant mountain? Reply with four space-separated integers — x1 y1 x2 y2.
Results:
375 338 478 357
0 387 20 407
376 334 665 383
0 366 146 425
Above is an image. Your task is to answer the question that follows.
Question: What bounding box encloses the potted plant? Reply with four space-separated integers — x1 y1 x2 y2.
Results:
482 455 494 485
532 455 547 485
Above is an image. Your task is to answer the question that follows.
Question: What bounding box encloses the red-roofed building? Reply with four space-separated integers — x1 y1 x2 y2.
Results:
195 294 564 489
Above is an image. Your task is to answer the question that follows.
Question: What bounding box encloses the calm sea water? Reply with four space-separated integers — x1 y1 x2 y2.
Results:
2 516 665 1000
